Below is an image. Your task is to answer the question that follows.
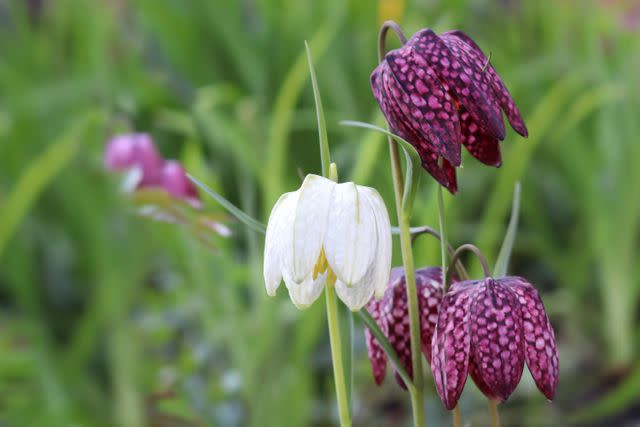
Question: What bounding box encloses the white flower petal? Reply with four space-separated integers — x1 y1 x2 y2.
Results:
334 263 377 311
264 191 299 296
292 174 334 282
324 182 377 286
360 186 392 299
283 270 326 309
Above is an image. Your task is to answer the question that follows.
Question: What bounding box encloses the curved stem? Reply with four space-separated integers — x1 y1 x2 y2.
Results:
489 400 501 427
325 284 352 427
408 226 469 280
378 20 426 427
445 244 491 288
378 21 408 61
437 186 449 293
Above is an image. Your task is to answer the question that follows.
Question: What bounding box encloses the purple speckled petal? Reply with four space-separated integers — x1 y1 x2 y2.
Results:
468 358 499 400
504 277 559 400
384 48 461 166
443 30 528 137
365 296 388 385
381 271 413 389
422 155 458 194
415 267 445 362
372 64 459 193
469 279 525 402
460 107 502 167
431 283 475 410
408 29 505 141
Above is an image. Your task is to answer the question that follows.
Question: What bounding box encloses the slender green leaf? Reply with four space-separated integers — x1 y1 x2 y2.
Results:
304 41 331 177
493 182 521 278
0 111 104 258
188 174 266 234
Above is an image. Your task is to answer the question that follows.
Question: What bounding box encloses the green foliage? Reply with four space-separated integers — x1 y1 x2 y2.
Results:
1 1 639 426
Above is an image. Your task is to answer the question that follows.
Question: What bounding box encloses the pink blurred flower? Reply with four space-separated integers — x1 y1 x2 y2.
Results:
104 133 164 187
104 133 201 208
161 161 202 209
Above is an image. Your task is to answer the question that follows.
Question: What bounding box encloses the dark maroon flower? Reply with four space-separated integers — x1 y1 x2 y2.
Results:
104 133 164 187
365 267 445 388
371 29 528 193
430 276 558 409
161 161 202 209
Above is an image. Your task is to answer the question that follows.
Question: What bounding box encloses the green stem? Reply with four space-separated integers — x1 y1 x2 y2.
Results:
379 20 425 427
452 406 462 427
325 284 352 427
445 244 491 288
437 185 449 292
489 400 501 427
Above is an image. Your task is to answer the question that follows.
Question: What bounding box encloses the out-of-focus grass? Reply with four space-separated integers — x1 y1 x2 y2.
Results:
1 0 639 426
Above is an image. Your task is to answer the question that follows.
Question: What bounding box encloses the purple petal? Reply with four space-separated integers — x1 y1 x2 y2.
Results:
381 271 413 389
468 358 499 400
365 297 388 385
384 48 462 166
161 161 202 209
408 29 505 141
372 64 459 193
469 279 525 402
431 283 475 410
442 30 529 137
415 267 444 362
460 108 502 167
504 277 559 400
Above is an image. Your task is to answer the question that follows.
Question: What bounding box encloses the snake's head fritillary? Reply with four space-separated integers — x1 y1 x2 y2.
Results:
371 29 528 193
365 267 446 389
431 277 558 409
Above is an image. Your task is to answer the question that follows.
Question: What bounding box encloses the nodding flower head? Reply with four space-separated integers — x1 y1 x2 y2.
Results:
371 29 528 193
364 267 447 388
430 276 558 409
263 174 392 311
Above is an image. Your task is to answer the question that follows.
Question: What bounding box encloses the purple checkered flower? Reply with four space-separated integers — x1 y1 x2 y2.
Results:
365 266 446 388
430 276 559 409
371 29 528 193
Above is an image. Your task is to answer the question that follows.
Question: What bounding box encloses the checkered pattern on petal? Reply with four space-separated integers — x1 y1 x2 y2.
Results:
504 277 559 400
365 296 388 385
469 279 525 401
409 29 505 141
431 282 475 410
442 30 529 137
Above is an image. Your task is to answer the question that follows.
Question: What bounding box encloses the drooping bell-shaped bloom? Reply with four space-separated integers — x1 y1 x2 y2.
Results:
371 29 528 193
365 267 446 388
263 174 392 310
161 161 202 209
104 133 165 187
431 276 559 409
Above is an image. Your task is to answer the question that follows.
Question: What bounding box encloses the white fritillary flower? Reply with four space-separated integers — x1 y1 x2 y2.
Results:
263 174 392 310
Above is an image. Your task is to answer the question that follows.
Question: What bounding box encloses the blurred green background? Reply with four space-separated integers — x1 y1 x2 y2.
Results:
1 0 639 426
